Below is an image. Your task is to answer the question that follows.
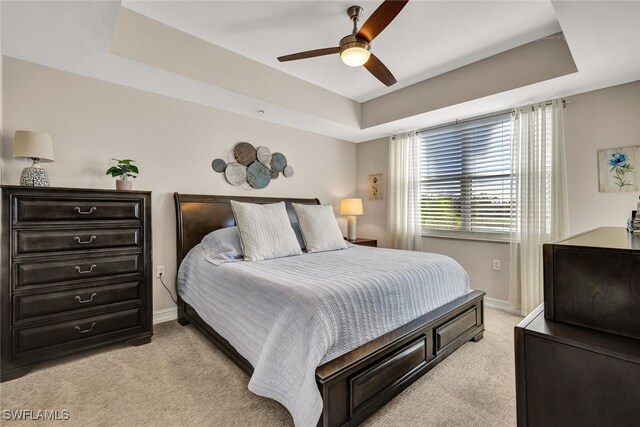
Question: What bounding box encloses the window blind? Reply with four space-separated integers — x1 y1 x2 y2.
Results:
419 112 512 234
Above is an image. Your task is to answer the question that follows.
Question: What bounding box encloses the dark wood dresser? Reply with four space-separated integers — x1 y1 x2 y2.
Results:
515 227 640 426
543 227 640 339
1 186 152 381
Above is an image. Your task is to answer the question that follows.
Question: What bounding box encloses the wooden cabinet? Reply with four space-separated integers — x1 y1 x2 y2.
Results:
349 238 377 247
543 227 640 340
1 186 153 382
515 306 640 427
516 228 640 426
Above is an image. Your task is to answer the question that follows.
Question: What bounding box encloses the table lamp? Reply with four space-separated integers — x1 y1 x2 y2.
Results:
340 198 364 241
14 130 55 187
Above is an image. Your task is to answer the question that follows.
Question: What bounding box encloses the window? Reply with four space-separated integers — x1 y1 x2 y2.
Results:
419 112 512 237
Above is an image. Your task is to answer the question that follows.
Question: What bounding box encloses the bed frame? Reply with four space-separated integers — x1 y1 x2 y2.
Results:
174 193 485 427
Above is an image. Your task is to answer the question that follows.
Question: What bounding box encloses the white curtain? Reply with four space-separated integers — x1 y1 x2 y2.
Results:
510 99 569 315
387 132 422 251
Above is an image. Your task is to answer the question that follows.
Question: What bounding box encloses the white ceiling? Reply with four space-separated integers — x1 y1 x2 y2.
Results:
2 1 640 143
122 0 562 102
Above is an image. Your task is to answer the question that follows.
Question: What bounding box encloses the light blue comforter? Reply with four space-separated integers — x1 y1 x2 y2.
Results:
178 245 470 427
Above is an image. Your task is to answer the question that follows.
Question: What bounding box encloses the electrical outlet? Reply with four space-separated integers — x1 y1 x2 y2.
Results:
492 260 501 271
156 265 165 278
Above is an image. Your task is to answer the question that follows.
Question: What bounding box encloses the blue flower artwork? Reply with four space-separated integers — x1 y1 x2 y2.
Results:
609 152 629 168
598 146 640 192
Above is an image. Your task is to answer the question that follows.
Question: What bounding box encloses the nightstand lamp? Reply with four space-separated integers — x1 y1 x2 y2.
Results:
340 198 363 241
14 130 55 187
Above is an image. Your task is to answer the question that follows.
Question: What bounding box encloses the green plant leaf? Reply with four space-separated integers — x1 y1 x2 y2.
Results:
107 158 138 177
106 166 123 177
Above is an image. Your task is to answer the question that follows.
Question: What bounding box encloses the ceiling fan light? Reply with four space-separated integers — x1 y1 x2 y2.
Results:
340 43 371 67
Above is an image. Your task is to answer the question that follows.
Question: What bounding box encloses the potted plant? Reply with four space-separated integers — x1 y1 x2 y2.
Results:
106 158 139 190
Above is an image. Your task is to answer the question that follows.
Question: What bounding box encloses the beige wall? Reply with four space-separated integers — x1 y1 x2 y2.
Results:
563 81 640 234
356 80 640 303
2 57 357 312
356 137 389 247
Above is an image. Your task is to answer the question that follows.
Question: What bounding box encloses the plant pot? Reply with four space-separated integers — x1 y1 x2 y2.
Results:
116 179 133 191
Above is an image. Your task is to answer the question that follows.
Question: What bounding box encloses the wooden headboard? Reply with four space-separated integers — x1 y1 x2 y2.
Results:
173 193 320 267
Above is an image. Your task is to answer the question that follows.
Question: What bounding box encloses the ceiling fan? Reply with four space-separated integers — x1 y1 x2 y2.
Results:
277 0 409 87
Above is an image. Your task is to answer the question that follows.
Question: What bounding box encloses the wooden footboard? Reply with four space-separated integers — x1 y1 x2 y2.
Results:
315 290 484 427
177 290 484 427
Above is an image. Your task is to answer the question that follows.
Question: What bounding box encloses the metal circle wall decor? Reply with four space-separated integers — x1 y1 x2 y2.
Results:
227 149 237 163
257 146 272 166
212 158 226 173
224 162 247 186
246 162 272 189
241 181 254 191
212 143 294 190
270 152 287 172
233 142 257 166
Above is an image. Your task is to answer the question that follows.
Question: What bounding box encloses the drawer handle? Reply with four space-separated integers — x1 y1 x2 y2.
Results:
74 207 97 215
74 322 96 334
74 235 97 245
74 264 97 274
75 293 97 304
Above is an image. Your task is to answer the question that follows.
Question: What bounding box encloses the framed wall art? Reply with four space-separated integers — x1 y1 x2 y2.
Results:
597 145 640 192
368 173 383 200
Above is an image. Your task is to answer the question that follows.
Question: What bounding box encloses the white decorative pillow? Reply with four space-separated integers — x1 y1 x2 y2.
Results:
201 227 243 266
230 200 302 261
292 203 348 253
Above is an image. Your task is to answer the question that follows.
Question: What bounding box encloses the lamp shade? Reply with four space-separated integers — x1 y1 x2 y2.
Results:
14 131 54 162
340 198 364 216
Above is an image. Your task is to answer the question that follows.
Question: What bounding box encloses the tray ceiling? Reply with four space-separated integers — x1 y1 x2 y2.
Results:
122 0 562 102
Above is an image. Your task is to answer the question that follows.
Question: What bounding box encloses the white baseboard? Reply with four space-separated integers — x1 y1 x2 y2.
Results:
153 307 178 324
484 296 522 316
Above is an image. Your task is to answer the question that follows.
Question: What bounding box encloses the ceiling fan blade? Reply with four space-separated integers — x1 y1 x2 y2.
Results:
277 47 340 62
364 53 397 86
357 0 409 43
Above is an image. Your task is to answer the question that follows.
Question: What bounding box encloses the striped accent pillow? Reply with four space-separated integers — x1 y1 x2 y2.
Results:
292 203 348 253
230 200 302 262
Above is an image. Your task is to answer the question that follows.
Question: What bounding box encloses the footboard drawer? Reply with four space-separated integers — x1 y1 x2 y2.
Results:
435 306 478 353
351 336 428 413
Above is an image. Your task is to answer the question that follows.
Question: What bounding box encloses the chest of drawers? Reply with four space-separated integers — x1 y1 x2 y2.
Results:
1 186 152 381
543 227 640 339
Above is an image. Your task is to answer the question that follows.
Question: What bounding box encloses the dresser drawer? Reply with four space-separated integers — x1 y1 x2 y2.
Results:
13 308 142 355
15 254 141 289
15 281 141 321
15 199 141 222
15 228 141 255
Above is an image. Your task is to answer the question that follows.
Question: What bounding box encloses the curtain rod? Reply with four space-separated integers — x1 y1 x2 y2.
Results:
414 109 513 135
393 98 569 138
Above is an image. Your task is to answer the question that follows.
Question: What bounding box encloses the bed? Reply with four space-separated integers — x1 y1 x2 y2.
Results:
174 193 485 427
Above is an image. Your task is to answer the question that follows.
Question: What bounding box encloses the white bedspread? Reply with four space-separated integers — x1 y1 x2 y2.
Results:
178 245 470 427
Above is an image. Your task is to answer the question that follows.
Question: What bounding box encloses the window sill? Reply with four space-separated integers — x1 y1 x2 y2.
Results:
421 231 511 244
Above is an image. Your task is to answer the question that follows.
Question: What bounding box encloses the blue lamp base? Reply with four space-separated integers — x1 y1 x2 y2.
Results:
20 166 50 187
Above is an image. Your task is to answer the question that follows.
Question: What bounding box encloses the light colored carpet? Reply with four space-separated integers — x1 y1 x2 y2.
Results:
0 308 522 426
